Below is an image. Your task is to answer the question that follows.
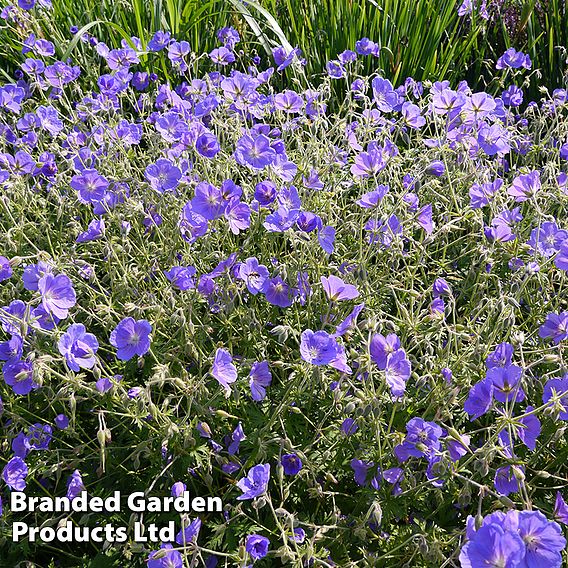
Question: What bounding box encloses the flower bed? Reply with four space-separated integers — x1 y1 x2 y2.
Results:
0 8 568 567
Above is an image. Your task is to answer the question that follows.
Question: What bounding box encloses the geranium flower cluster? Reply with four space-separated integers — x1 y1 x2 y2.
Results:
0 7 566 566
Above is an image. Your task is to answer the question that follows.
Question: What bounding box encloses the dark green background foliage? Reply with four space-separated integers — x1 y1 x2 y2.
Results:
0 0 566 96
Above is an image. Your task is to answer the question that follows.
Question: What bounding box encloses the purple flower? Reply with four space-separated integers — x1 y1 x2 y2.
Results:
18 0 36 10
385 350 411 397
265 277 296 308
109 317 152 360
365 214 403 247
432 278 451 298
96 376 116 393
516 407 541 451
496 47 531 70
209 46 235 65
254 180 277 206
70 169 109 203
145 159 181 194
235 134 276 169
274 90 303 113
539 312 568 344
425 160 445 177
148 31 171 52
350 459 371 486
291 528 306 543
249 361 272 401
459 522 525 568
0 300 26 335
485 342 513 369
478 123 510 156
372 77 400 112
300 329 351 373
508 170 541 202
106 48 139 70
76 218 105 243
369 333 400 370
55 414 69 429
432 89 466 117
225 198 251 234
263 207 300 233
355 37 379 56
464 378 494 420
239 258 269 295
507 510 566 567
7 434 23 459
394 417 443 462
165 266 196 290
296 211 321 233
335 303 365 337
0 84 26 113
23 261 53 291
318 226 335 254
383 467 404 495
554 240 568 271
38 273 76 319
175 517 201 545
0 335 23 361
211 348 237 395
272 45 303 71
2 457 28 490
554 492 568 525
543 375 568 419
487 365 524 403
402 102 425 128
228 422 246 455
30 305 60 331
167 41 190 70
58 323 99 372
128 387 143 399
502 85 523 106
469 179 502 209
326 60 345 78
196 132 221 158
36 105 62 135
341 418 358 436
147 543 183 568
441 367 453 384
528 222 567 258
356 186 389 208
321 275 359 302
192 182 225 220
0 256 12 281
447 434 470 461
494 465 522 496
155 112 187 142
281 453 302 475
430 297 445 316
237 463 270 500
179 201 208 243
171 481 186 497
417 204 434 235
3 358 37 395
245 534 270 561
351 143 385 178
66 469 86 499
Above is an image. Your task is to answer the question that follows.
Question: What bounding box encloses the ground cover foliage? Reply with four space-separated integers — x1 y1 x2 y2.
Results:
0 2 568 567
